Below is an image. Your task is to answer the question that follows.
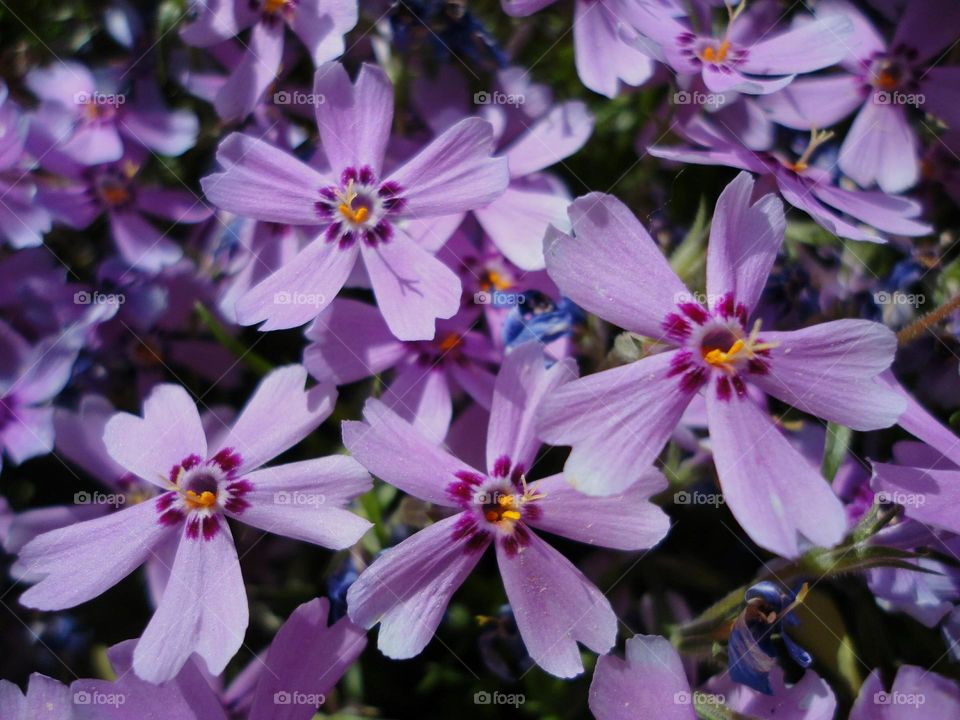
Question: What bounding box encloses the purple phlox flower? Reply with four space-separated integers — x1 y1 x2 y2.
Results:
17 365 372 683
649 113 933 241
344 341 671 677
0 320 79 474
850 665 960 719
305 300 498 443
588 633 836 720
626 0 852 95
728 581 812 695
202 61 509 340
537 172 906 558
413 65 594 270
26 62 198 164
180 0 358 120
501 0 658 98
760 0 960 194
37 146 212 272
0 673 72 720
0 82 51 249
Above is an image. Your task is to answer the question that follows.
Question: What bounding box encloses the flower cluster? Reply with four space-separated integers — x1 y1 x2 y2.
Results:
1 0 959 718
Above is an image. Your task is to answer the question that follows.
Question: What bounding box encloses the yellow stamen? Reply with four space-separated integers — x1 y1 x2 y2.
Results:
480 269 511 292
263 0 286 13
336 180 370 224
185 490 217 509
701 39 730 63
789 128 835 173
702 320 779 373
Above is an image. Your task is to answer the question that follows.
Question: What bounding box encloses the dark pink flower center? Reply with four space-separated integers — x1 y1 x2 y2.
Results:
315 166 405 249
663 292 774 401
446 455 542 557
154 447 252 541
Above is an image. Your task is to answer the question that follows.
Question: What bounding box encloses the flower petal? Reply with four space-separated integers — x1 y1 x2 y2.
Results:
133 521 248 682
213 365 335 472
751 320 905 431
360 228 461 342
235 238 358 331
346 512 487 659
706 171 785 315
871 463 960 534
707 392 847 558
838 100 920 194
234 457 372 548
474 180 570 270
104 384 206 487
486 341 576 473
538 350 694 496
589 634 696 720
528 471 670 550
313 62 392 175
503 101 594 177
740 15 853 75
201 132 329 226
18 498 171 610
543 193 688 338
304 299 407 384
382 364 453 445
387 118 509 217
214 20 284 121
248 598 367 720
343 398 478 507
497 530 616 678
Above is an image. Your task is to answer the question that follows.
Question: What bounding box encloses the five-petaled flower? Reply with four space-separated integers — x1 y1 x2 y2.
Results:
202 62 510 341
343 342 671 678
17 365 372 683
538 172 906 558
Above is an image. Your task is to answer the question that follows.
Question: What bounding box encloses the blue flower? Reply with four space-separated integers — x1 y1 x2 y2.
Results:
728 581 812 695
502 291 584 350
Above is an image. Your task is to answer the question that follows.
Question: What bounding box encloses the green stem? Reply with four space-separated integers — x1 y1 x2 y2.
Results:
194 301 273 376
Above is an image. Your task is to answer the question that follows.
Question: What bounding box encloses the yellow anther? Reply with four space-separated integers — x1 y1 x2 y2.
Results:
700 39 731 63
702 320 779 373
336 180 370 224
185 490 217 509
480 269 511 292
263 0 286 13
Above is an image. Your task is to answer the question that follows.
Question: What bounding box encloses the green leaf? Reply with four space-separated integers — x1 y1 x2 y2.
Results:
821 422 853 482
671 196 710 287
